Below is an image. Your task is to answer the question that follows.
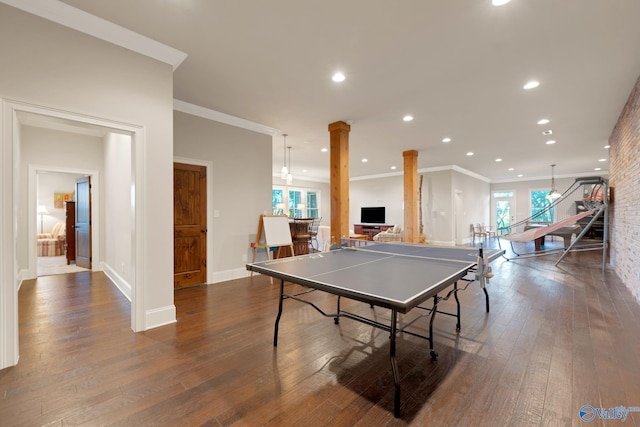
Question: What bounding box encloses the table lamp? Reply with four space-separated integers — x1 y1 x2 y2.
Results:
37 205 48 233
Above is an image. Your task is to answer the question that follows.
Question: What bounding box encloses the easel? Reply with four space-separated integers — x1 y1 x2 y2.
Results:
250 215 295 282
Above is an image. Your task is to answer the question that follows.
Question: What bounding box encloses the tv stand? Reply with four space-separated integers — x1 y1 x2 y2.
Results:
353 223 394 240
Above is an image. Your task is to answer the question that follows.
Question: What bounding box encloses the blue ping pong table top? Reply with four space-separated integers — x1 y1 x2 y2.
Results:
247 243 503 312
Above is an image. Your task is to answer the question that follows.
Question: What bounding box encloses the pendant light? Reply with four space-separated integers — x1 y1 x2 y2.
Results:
286 146 293 185
546 164 562 200
280 134 288 179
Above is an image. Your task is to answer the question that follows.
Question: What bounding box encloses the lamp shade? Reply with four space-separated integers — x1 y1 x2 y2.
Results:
37 205 49 215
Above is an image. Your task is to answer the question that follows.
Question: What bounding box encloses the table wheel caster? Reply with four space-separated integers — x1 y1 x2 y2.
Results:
430 350 438 361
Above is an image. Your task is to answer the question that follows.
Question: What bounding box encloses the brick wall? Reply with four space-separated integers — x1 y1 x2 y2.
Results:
609 74 640 302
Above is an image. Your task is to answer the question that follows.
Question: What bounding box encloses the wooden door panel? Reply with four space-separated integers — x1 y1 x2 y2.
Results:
75 176 92 269
174 163 207 288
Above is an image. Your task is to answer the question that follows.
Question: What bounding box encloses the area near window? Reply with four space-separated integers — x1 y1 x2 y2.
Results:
272 186 320 219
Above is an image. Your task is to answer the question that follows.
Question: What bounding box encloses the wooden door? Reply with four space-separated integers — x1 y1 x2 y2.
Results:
174 163 207 288
65 201 76 265
75 176 92 269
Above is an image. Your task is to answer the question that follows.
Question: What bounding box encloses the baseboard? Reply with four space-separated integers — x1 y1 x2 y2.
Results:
102 262 132 301
16 268 29 291
146 305 176 329
209 267 250 284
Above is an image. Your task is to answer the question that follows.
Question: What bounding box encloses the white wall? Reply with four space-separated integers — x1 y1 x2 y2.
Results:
1 3 176 368
349 169 490 245
103 133 133 296
350 175 404 227
173 111 272 280
36 171 85 233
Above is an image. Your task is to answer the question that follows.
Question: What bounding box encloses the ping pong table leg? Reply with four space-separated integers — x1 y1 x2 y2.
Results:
484 288 490 312
334 296 341 324
429 295 439 361
453 282 461 331
390 310 401 418
273 279 285 347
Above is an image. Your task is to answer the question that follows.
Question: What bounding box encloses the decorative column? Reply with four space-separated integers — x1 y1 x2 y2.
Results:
403 150 419 243
328 121 351 245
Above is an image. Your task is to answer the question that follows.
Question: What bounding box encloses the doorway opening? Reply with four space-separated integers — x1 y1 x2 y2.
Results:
35 170 91 276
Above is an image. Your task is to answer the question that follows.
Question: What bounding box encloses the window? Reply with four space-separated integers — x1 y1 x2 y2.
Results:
272 186 320 218
307 191 318 218
272 189 284 215
530 190 553 223
289 189 302 217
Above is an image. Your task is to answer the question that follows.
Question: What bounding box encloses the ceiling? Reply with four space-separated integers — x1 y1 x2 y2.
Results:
35 1 640 182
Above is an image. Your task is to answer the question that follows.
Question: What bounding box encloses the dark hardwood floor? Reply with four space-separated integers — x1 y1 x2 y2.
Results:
2 238 639 426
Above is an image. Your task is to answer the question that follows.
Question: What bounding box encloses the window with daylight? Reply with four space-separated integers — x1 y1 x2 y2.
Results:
530 190 554 223
272 186 320 219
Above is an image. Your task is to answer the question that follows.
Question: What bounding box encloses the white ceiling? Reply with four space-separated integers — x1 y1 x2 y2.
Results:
35 1 640 182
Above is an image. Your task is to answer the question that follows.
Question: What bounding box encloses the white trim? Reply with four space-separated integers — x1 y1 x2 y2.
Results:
0 0 187 71
490 171 609 184
174 99 280 136
145 305 177 328
209 267 250 284
173 156 214 285
348 165 492 183
102 262 132 301
1 98 151 369
28 165 101 280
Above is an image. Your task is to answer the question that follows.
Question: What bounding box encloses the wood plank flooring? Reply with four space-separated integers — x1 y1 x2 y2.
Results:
2 242 640 426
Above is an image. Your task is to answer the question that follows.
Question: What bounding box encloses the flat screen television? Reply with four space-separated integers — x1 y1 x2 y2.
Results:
361 207 385 224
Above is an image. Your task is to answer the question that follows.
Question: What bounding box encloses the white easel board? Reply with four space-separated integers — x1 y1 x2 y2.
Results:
262 216 293 247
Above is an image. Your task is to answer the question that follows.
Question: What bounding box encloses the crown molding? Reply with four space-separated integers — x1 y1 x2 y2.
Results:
0 0 187 71
174 99 280 136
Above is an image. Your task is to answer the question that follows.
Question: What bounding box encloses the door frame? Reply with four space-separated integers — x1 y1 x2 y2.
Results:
491 189 516 234
174 156 213 285
28 166 100 279
1 99 147 369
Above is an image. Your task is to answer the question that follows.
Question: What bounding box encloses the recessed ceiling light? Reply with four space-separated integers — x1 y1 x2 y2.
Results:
495 158 503 162
508 168 515 171
542 129 553 135
604 145 610 149
391 166 397 170
537 118 550 125
403 115 414 122
594 167 602 171
303 169 307 173
546 140 556 145
362 158 368 163
598 158 607 162
466 152 474 156
517 174 523 177
442 137 451 143
523 80 540 90
320 147 328 152
332 72 345 82
492 0 511 5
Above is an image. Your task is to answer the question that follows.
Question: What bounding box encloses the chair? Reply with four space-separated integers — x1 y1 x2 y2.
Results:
308 217 321 252
470 223 487 244
37 222 66 256
483 224 497 239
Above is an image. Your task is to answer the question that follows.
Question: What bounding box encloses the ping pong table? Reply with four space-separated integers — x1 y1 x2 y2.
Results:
246 241 504 417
